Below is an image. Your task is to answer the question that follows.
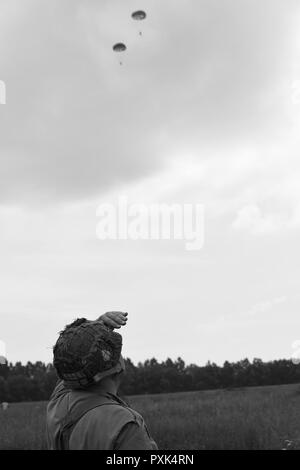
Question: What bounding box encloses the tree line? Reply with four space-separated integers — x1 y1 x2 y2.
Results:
0 357 299 402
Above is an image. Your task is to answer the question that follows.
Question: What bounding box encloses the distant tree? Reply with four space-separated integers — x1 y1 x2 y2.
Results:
0 362 9 380
0 357 299 402
7 375 38 402
0 376 8 401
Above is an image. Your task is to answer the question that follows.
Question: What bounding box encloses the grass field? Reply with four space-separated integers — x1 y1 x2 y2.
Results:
1 383 300 450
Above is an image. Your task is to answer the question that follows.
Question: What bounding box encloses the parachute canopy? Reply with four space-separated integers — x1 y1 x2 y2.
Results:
113 43 127 52
131 10 146 21
0 355 8 366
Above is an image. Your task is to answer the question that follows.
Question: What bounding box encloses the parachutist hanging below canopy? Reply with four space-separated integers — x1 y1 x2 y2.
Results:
131 10 147 36
113 43 127 65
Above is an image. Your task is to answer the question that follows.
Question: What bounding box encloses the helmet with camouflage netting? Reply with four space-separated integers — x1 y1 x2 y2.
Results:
53 318 123 389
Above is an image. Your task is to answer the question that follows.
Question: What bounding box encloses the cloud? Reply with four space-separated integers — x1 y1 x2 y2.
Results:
245 296 287 317
0 0 299 205
198 295 288 332
232 204 287 235
1 1 300 366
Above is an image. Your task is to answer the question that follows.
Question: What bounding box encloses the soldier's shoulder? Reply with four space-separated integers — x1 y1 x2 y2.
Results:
84 401 141 427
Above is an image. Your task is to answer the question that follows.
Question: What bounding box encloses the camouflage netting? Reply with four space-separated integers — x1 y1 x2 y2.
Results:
53 318 122 389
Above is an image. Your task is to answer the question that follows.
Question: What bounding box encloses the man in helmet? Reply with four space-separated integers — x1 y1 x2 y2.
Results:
46 311 158 450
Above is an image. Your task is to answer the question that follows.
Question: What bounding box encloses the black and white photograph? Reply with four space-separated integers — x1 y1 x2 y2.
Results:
0 0 300 454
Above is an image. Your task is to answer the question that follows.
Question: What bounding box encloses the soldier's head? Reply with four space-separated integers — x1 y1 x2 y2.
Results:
53 318 125 390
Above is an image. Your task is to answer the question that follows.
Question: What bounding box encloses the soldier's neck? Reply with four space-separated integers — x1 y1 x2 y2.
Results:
89 378 118 396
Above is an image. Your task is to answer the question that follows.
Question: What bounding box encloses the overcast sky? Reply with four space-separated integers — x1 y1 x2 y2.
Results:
0 0 300 366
